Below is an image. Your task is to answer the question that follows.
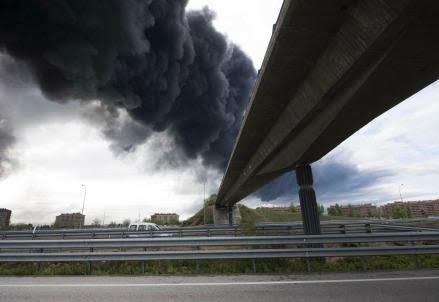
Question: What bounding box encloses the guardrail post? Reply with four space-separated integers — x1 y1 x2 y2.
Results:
411 241 421 269
141 247 147 274
360 256 367 271
86 261 92 275
195 246 201 272
33 262 42 274
365 223 372 233
339 224 346 234
86 247 94 275
34 248 44 273
306 258 312 273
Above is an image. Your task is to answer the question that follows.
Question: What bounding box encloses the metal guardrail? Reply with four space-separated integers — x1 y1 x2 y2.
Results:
1 245 438 262
0 232 438 250
0 232 439 262
1 231 438 274
369 223 439 232
1 221 436 240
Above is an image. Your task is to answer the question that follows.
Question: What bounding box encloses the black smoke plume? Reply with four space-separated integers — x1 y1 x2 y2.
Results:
0 1 390 202
254 159 393 203
0 114 14 177
0 0 256 169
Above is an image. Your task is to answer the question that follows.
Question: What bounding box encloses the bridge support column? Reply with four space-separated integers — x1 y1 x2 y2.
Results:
296 164 321 235
213 205 241 225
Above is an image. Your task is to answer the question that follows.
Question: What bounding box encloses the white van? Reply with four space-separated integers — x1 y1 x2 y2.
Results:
128 222 161 232
127 222 171 237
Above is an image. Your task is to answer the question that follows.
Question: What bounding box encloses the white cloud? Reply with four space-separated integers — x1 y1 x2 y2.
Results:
187 0 284 68
0 118 214 224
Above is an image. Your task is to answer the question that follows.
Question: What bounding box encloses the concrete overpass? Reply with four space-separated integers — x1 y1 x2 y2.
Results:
214 0 439 227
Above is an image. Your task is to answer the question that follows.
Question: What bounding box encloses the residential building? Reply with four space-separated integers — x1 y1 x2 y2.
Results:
54 213 85 228
0 208 11 227
381 200 439 217
151 213 179 225
328 203 378 217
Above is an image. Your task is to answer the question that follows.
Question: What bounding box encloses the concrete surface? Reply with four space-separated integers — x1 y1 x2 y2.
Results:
0 270 438 301
213 205 241 225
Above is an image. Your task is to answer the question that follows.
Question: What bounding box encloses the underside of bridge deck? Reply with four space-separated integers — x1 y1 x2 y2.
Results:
214 0 439 226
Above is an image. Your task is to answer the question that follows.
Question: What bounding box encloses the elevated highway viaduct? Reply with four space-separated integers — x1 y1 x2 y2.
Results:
214 0 439 230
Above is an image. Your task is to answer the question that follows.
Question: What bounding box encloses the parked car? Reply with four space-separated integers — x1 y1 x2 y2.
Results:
127 223 172 237
32 224 52 235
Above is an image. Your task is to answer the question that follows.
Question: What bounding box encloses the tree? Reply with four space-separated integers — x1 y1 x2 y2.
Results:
122 219 131 227
328 203 343 216
91 218 101 227
108 221 118 228
289 203 298 213
392 206 412 219
318 204 325 215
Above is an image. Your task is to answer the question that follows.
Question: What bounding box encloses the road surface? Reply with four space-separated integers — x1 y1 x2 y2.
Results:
0 270 438 301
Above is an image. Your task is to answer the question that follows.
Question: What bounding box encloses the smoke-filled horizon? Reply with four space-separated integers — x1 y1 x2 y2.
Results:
0 0 256 175
0 114 14 177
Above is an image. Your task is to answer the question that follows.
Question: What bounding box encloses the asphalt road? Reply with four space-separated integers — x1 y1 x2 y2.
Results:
0 270 438 302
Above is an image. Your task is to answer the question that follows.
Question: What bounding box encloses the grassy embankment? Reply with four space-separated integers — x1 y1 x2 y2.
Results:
0 255 438 276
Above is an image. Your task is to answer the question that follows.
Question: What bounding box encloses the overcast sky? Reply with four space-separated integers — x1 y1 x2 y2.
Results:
0 0 438 225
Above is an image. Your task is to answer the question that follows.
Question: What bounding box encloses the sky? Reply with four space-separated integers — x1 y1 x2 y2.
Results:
0 0 438 225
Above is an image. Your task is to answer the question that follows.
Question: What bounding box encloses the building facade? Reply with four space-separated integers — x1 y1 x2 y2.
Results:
54 213 85 228
151 213 179 225
328 199 439 218
328 203 378 217
381 200 439 218
0 208 12 227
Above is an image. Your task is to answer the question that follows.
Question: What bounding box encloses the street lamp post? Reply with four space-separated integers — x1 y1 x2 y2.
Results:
203 182 206 225
399 183 404 202
80 184 87 228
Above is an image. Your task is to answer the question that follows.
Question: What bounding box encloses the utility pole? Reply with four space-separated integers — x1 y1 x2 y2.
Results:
399 184 404 202
80 184 86 228
203 182 206 225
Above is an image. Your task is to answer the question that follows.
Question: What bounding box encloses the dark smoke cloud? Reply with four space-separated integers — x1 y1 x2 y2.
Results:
0 113 15 177
254 159 393 203
0 0 256 170
0 0 392 203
